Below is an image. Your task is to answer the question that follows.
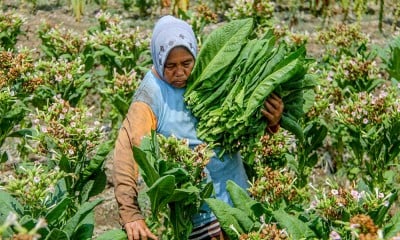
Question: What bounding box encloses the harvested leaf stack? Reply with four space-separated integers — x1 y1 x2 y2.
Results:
184 18 316 164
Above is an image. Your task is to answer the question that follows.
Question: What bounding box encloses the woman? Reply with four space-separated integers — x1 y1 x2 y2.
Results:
113 15 283 240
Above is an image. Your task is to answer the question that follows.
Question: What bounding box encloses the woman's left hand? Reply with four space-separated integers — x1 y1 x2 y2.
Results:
261 93 284 127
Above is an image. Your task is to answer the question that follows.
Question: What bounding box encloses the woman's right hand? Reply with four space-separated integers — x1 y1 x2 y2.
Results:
124 220 158 240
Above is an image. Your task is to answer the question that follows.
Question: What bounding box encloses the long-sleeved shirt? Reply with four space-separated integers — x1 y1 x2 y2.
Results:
113 70 249 227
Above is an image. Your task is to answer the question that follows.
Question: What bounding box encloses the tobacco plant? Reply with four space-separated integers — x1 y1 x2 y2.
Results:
205 179 399 240
0 12 24 50
1 98 113 239
84 11 151 78
27 57 92 107
0 89 27 161
379 35 400 83
38 22 85 60
132 131 214 239
224 0 275 30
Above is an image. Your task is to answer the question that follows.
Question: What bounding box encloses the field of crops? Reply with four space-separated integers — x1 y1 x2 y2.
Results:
1 0 400 239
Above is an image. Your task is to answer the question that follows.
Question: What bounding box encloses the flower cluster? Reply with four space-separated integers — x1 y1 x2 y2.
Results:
349 214 379 240
157 134 213 184
332 53 385 93
251 132 289 167
316 23 368 53
309 180 392 222
248 166 299 205
0 49 34 90
225 0 274 24
85 17 150 60
336 85 400 126
239 223 288 240
30 95 103 162
195 3 218 23
4 164 66 217
38 22 84 58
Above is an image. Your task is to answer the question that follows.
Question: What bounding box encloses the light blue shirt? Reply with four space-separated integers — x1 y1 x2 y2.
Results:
133 71 249 227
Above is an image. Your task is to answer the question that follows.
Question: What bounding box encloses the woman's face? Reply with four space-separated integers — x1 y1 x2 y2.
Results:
163 46 195 88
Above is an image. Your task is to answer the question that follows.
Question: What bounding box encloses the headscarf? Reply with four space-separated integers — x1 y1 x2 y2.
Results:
151 15 198 80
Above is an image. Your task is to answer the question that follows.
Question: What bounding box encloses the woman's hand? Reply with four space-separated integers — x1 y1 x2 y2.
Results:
125 220 158 240
261 93 284 131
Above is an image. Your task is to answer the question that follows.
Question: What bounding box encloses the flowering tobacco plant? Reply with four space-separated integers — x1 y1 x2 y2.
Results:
316 23 368 61
0 49 34 93
133 131 214 240
334 83 400 188
99 68 141 132
306 178 398 239
224 0 274 29
27 57 91 107
84 11 151 78
248 166 302 208
3 163 66 218
0 11 24 50
38 22 85 60
29 95 104 163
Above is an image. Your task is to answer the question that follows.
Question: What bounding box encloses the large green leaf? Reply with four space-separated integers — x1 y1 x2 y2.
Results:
186 18 254 93
133 145 159 187
384 210 400 238
81 140 113 182
0 190 23 220
96 229 127 240
45 229 70 240
71 211 95 240
146 175 175 216
272 209 316 239
226 180 264 219
205 198 254 240
45 197 72 226
62 198 103 237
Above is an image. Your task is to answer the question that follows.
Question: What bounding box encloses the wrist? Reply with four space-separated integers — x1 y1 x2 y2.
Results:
267 123 280 134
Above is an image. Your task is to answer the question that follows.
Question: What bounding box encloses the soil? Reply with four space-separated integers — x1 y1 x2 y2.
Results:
1 0 399 238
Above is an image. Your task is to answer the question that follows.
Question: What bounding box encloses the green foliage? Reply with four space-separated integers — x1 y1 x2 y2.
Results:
379 35 400 83
0 89 27 151
133 131 214 239
185 19 316 164
0 11 24 50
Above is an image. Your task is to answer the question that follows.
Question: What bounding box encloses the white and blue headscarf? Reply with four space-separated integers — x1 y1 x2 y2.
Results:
151 15 198 80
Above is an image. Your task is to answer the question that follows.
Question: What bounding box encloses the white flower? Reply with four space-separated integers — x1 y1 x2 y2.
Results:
55 75 62 82
331 189 339 195
383 201 389 207
68 149 75 155
41 126 48 133
33 176 40 183
46 185 55 194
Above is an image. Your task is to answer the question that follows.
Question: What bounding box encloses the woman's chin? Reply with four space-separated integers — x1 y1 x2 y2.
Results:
173 81 186 88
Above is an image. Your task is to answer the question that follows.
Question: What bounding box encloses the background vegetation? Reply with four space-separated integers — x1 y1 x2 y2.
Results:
0 0 399 239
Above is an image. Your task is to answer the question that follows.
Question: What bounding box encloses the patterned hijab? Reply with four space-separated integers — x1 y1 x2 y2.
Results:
151 15 198 80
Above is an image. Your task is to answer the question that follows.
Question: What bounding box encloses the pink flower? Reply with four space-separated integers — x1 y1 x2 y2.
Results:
330 231 341 240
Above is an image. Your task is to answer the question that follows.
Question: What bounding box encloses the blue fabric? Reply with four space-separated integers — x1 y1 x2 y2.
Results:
133 72 249 227
151 15 198 80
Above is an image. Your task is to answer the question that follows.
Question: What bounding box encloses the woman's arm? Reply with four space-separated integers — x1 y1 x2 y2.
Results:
112 101 158 239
